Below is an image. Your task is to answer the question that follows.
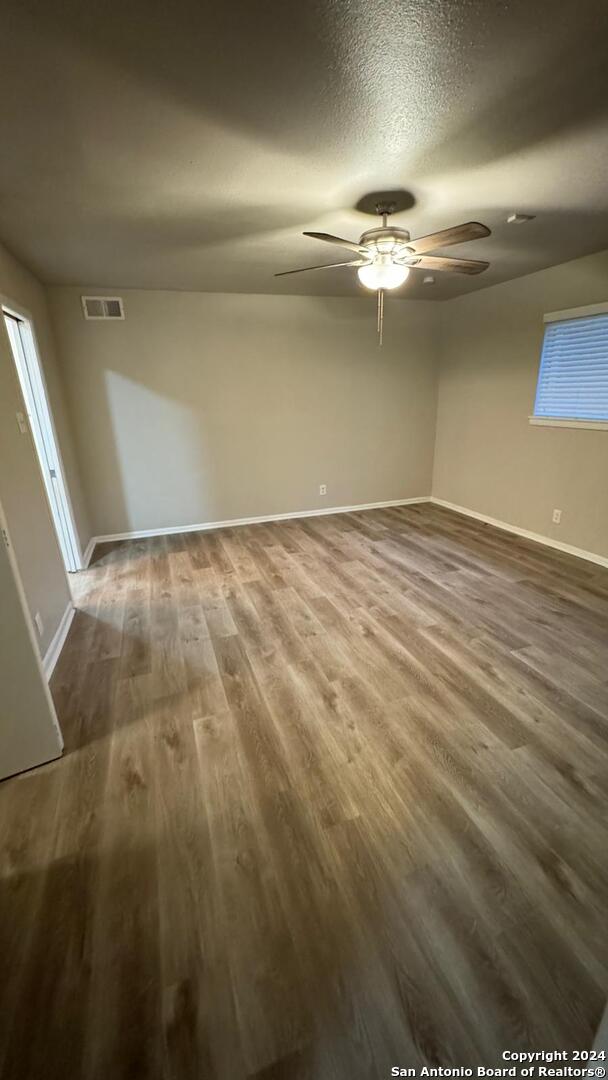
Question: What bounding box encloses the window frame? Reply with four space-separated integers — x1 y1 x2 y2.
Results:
529 300 608 430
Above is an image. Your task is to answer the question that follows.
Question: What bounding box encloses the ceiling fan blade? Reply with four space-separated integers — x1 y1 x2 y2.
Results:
407 221 491 256
275 259 368 277
303 231 370 256
407 254 489 275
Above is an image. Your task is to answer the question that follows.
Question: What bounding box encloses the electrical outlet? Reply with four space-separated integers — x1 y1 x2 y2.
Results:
16 411 28 435
552 509 562 524
319 484 327 496
34 611 44 637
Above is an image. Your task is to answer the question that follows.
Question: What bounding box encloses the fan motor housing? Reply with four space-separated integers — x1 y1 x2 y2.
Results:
359 226 412 256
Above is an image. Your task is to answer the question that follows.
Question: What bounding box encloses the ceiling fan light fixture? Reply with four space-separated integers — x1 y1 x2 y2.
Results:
375 238 397 254
276 213 490 344
357 256 410 291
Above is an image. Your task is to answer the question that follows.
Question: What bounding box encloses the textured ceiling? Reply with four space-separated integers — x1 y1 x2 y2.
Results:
1 0 608 300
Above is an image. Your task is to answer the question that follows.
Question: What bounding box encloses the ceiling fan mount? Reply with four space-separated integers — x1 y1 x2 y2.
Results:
358 225 412 254
275 204 492 343
374 199 397 216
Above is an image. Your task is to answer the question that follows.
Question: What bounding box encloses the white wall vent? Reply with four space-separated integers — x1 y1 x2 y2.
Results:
81 296 125 320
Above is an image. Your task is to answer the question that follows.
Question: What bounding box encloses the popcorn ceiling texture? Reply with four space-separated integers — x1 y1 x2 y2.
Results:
0 0 607 299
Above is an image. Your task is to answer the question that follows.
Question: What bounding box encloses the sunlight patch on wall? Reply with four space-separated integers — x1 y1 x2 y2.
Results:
104 370 215 531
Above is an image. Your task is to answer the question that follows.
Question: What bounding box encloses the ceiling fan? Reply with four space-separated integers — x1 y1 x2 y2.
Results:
275 203 491 343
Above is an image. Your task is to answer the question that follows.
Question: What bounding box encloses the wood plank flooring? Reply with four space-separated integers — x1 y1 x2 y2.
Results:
1 503 608 1078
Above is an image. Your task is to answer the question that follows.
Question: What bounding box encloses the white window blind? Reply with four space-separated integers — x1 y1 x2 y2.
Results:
533 311 608 422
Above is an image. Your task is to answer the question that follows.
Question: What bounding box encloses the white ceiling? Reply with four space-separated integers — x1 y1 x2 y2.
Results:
1 0 608 300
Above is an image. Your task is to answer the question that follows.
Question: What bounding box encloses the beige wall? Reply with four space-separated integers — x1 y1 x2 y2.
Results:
0 243 90 656
0 503 63 780
433 249 608 559
45 249 608 561
0 244 91 554
49 289 438 537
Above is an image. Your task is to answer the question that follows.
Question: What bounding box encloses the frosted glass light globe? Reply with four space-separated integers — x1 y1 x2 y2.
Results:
357 256 410 290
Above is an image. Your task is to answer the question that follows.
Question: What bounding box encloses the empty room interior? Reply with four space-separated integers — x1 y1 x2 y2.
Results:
1 1 608 1076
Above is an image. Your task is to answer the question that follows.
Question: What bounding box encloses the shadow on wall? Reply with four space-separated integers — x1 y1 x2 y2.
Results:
67 292 425 538
103 371 217 536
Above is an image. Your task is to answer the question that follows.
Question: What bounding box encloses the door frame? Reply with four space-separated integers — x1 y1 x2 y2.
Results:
2 298 83 572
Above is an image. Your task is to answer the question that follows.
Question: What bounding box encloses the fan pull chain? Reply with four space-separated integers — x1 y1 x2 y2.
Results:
377 288 384 346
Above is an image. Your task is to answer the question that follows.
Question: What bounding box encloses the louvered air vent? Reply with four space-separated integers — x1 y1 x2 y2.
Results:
81 296 124 320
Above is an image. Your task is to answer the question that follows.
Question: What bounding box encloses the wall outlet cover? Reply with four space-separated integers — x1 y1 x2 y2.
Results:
552 509 562 524
319 484 327 496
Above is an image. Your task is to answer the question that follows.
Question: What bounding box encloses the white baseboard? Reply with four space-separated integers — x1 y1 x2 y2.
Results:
43 602 75 679
86 497 431 555
430 497 608 569
81 536 96 569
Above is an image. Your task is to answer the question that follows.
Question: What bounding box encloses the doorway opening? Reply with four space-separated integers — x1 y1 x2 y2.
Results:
3 308 82 573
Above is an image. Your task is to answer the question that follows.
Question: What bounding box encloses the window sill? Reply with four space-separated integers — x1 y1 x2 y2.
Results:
529 416 608 431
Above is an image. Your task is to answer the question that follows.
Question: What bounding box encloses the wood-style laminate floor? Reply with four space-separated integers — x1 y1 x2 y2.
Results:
1 504 608 1079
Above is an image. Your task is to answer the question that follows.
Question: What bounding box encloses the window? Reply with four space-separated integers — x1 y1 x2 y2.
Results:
531 303 608 429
